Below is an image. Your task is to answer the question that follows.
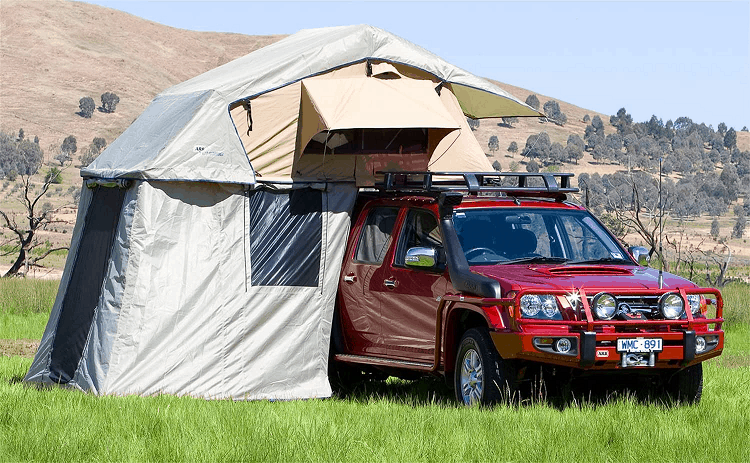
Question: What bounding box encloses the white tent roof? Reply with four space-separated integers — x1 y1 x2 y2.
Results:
83 25 540 184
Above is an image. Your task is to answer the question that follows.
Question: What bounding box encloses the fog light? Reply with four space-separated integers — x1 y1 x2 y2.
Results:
696 336 707 353
555 338 572 354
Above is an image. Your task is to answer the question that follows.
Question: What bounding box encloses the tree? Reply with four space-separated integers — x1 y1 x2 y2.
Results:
81 137 107 167
732 205 746 239
717 122 727 135
542 100 567 125
710 219 719 239
501 117 517 127
466 117 480 131
1 130 44 178
79 96 95 118
566 134 584 164
583 114 590 123
507 141 518 155
525 94 540 111
56 135 77 166
488 135 499 154
742 126 748 132
492 160 501 171
724 128 737 150
101 92 120 113
17 128 24 141
609 108 633 135
0 141 69 277
526 159 539 172
597 172 674 269
92 137 107 151
523 132 550 160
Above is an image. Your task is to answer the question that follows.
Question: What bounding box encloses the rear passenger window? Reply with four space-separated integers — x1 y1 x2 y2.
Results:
355 207 399 264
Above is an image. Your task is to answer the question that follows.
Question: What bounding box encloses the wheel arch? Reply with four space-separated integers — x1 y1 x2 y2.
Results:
443 303 492 374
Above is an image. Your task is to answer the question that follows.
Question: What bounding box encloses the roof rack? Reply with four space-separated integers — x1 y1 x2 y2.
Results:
375 171 579 199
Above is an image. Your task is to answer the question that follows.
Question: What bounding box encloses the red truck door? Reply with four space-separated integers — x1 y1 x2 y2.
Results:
378 208 447 363
338 206 401 356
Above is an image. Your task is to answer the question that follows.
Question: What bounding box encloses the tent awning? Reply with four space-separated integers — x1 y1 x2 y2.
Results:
299 77 459 153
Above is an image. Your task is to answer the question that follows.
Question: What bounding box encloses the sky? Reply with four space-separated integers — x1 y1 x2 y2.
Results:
81 0 749 130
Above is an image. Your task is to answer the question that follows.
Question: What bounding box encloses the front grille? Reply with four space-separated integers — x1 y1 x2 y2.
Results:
585 294 662 320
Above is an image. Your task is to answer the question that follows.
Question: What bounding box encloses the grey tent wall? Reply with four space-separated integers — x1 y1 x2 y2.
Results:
48 184 129 384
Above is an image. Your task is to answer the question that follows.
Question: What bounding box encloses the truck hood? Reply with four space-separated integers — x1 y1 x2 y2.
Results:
471 264 699 293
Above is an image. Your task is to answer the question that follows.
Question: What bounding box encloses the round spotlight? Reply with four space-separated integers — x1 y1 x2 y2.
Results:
592 293 617 320
696 336 707 353
520 295 541 317
555 338 572 354
660 293 684 319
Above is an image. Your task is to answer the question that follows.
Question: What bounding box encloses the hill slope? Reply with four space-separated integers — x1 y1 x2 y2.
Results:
0 0 283 150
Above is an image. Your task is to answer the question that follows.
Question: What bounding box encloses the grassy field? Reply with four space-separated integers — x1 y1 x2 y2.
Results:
1 280 749 461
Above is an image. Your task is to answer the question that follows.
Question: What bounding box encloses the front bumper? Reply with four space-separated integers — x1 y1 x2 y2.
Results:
491 328 724 370
471 286 725 370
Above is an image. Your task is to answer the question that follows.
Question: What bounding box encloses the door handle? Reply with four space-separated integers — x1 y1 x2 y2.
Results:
384 279 396 289
343 274 357 284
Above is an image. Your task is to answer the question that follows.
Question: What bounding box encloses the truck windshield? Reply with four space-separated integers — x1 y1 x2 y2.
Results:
453 208 632 266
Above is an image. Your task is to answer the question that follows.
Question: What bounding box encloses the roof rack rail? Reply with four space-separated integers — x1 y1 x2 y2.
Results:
375 171 579 199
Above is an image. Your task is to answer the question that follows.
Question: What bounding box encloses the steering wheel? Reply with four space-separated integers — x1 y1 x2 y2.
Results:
465 247 496 259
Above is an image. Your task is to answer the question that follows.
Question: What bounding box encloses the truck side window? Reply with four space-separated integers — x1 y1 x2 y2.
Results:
394 209 443 267
354 207 400 264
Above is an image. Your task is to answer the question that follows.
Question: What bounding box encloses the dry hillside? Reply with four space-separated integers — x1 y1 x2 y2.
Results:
0 0 284 149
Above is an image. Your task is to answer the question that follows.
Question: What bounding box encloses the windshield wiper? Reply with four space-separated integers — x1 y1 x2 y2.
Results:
500 256 569 265
570 257 634 265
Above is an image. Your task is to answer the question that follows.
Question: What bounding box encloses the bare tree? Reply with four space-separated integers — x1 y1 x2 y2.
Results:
603 173 673 270
702 242 733 287
0 163 70 277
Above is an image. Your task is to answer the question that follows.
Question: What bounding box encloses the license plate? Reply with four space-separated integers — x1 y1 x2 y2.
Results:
617 338 662 353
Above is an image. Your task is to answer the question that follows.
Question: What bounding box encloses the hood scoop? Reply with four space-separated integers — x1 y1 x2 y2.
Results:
537 266 633 276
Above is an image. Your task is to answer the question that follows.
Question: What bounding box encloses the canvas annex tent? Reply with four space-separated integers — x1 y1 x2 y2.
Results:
25 25 541 400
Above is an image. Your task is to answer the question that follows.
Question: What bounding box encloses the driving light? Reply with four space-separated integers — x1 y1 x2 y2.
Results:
660 293 684 319
540 295 559 318
696 336 707 353
520 295 541 317
555 338 572 353
592 293 617 320
686 294 700 315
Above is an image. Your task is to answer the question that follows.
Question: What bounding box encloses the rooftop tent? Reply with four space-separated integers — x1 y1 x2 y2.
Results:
26 25 540 400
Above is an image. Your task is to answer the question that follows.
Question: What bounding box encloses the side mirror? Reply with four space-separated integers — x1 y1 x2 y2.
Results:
628 246 650 266
405 247 437 268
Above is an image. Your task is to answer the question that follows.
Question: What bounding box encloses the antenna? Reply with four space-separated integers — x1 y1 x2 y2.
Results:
658 156 664 289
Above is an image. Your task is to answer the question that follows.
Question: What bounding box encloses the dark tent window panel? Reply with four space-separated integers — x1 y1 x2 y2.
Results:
303 128 428 155
49 185 127 384
249 189 322 287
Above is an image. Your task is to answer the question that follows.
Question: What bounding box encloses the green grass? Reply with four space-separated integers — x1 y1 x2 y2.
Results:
1 357 748 461
0 278 59 315
0 312 50 339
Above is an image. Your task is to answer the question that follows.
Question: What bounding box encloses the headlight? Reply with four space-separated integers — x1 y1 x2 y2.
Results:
660 293 684 319
592 293 617 320
686 294 700 315
520 294 561 319
520 294 541 317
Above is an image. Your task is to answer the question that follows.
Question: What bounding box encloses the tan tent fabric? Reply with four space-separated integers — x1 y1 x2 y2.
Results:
297 77 459 154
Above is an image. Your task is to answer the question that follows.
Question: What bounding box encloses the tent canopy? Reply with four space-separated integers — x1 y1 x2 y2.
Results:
83 25 541 185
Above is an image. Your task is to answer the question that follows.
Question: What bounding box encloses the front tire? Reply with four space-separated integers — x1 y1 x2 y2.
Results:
454 327 516 406
664 363 703 404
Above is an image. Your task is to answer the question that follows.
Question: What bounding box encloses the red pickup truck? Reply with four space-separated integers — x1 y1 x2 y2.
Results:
330 172 724 405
